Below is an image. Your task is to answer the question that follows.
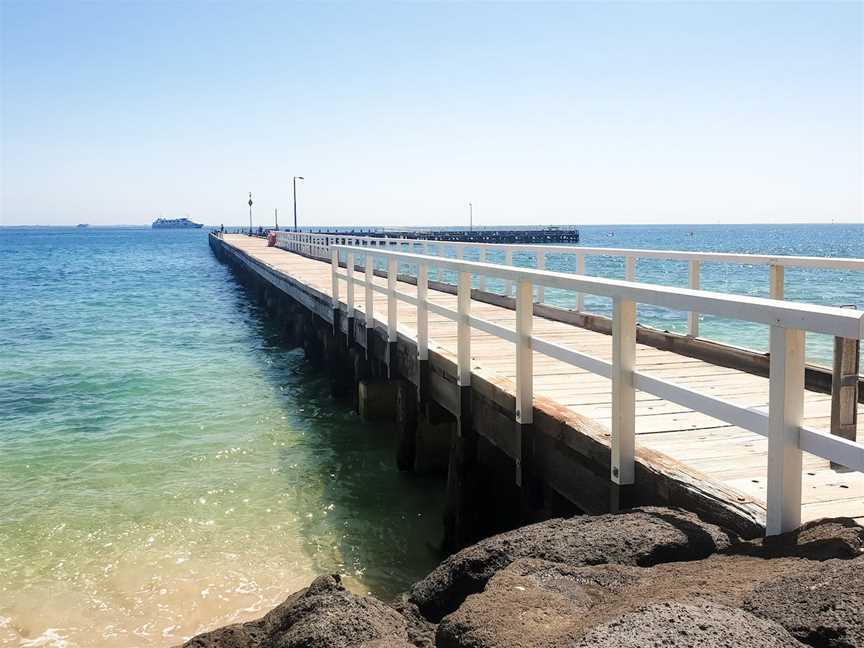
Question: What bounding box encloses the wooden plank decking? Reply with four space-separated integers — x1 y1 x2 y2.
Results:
223 235 864 524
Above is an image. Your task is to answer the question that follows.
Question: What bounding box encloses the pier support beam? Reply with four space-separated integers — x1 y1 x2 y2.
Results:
414 402 455 474
358 379 399 422
387 342 399 380
349 347 370 414
301 314 323 367
396 380 418 471
444 385 479 551
325 319 351 399
516 421 543 518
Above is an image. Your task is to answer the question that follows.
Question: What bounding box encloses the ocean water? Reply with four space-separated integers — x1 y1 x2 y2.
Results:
0 228 444 647
0 224 862 647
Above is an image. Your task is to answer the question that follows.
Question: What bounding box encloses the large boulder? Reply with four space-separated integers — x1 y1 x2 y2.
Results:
410 507 737 621
179 575 411 648
572 602 803 648
743 556 864 648
436 559 635 647
727 517 864 560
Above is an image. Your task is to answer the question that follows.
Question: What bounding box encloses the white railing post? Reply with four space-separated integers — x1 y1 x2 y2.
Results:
387 257 397 342
417 263 429 360
331 247 339 308
478 248 487 292
536 253 545 304
688 260 700 336
346 251 355 318
365 254 374 331
766 325 805 535
624 256 636 281
575 253 585 313
457 270 471 386
770 264 784 300
505 248 513 297
611 297 636 485
516 279 533 424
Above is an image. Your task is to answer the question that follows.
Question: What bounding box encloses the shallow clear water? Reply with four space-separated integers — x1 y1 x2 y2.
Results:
0 228 444 647
1 224 862 647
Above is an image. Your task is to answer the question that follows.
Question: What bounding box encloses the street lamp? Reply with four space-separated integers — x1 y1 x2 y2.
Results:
248 192 253 235
293 176 304 232
469 202 473 232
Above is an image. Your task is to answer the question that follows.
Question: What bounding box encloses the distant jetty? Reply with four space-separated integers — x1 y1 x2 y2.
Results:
309 226 580 244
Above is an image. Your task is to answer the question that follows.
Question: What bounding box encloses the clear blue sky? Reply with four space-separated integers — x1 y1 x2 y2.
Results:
1 1 861 227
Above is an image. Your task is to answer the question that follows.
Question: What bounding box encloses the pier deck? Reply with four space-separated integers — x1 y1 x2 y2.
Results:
220 234 864 526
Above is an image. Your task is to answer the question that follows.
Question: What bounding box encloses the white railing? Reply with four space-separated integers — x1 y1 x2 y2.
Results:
274 231 864 340
321 242 864 536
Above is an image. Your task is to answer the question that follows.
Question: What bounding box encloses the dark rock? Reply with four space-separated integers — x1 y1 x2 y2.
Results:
410 507 737 621
391 595 436 648
727 517 864 560
179 575 410 648
572 601 803 647
436 559 636 647
743 556 864 648
180 589 307 648
180 624 267 648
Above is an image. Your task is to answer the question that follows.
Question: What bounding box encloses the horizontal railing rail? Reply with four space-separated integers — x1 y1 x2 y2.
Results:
323 242 863 536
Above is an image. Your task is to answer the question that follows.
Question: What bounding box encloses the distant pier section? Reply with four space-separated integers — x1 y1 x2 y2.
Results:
306 226 580 244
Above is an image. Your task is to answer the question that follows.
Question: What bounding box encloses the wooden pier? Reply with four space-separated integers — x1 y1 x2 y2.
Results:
210 233 864 545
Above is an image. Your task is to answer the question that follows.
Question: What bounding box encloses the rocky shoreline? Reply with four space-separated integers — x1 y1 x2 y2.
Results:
178 507 864 648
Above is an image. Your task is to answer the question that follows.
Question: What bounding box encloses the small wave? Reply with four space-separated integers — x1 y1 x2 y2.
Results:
19 628 74 648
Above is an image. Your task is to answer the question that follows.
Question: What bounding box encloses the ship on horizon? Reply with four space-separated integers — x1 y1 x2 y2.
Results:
152 217 203 229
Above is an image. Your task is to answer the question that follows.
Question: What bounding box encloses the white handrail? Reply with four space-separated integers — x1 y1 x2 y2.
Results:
324 241 863 536
331 247 864 338
276 231 864 271
273 231 864 348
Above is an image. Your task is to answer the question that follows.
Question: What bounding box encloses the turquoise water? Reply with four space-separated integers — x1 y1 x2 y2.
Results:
0 224 861 647
0 228 444 647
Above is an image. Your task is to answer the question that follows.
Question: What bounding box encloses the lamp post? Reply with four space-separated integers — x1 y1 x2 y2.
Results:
293 176 304 232
469 202 473 232
248 192 253 235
